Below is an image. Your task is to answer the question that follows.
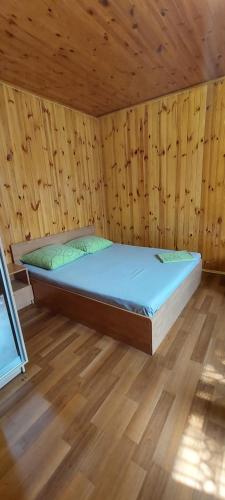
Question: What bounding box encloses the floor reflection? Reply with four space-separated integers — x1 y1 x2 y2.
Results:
173 355 225 498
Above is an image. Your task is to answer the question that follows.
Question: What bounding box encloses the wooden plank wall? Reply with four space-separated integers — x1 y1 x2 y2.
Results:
100 78 225 271
0 82 106 262
200 80 225 271
1 78 225 271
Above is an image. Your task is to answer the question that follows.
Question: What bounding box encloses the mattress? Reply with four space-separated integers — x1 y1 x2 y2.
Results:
24 243 201 318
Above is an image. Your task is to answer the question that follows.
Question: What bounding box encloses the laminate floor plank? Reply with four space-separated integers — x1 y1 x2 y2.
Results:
0 273 225 500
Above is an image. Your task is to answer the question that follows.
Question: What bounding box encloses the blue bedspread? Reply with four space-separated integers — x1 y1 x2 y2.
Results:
24 244 201 317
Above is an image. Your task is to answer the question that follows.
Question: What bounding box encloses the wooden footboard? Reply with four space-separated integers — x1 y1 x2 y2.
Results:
30 278 153 354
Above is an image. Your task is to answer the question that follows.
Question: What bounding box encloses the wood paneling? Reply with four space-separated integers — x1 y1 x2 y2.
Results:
100 78 225 271
1 0 225 115
0 82 105 262
1 77 225 271
0 272 225 498
200 79 225 271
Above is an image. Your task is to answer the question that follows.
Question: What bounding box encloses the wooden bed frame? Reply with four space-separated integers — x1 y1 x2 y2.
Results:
11 226 202 354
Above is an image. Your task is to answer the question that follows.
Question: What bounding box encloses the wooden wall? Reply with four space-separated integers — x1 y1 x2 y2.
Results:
1 78 225 271
0 82 106 262
100 78 225 271
201 79 225 271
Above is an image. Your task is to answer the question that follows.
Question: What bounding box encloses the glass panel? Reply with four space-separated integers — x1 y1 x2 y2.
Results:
0 270 21 378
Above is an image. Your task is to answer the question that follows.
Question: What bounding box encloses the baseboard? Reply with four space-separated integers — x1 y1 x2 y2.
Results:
202 269 225 276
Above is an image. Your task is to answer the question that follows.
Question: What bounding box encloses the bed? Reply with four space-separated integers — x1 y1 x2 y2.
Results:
11 226 202 354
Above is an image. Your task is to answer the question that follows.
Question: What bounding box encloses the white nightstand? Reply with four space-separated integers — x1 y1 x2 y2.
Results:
7 263 34 310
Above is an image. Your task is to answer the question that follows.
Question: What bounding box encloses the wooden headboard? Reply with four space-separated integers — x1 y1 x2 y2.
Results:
11 225 95 264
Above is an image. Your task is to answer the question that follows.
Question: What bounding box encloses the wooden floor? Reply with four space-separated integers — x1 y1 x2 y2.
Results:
0 273 225 500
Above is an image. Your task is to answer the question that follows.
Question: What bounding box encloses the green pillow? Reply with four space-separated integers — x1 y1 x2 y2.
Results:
65 235 113 254
21 244 84 270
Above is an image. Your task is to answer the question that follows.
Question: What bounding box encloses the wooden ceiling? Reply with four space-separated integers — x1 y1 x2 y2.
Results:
1 0 225 116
